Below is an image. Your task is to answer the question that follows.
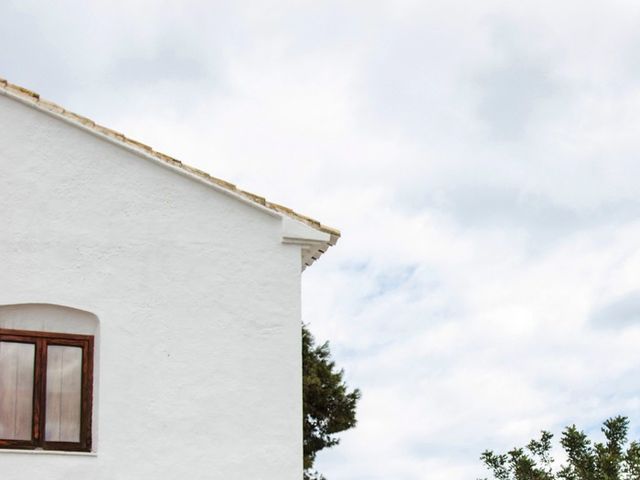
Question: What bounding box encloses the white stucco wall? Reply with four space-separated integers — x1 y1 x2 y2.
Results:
0 93 304 479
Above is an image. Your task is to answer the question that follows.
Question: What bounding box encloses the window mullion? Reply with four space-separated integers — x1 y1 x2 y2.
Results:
32 338 47 446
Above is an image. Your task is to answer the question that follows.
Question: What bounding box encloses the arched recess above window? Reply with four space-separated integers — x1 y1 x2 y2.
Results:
0 303 98 336
0 303 97 452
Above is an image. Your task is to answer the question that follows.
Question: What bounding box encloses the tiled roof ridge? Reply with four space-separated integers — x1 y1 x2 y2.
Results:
0 78 340 242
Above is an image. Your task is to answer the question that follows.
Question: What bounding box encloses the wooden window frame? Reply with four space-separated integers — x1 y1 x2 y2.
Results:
0 328 94 452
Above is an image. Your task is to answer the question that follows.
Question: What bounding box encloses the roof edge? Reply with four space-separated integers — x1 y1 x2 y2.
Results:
0 78 341 247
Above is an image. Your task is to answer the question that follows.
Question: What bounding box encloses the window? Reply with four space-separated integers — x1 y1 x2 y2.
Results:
0 329 93 452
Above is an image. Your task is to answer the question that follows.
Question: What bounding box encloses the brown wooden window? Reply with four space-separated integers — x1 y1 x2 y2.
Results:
0 329 93 452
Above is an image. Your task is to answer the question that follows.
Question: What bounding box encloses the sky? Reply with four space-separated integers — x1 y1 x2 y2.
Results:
3 1 640 478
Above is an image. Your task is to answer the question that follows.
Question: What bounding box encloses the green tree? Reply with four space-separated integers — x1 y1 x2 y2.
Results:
303 324 361 480
480 416 640 480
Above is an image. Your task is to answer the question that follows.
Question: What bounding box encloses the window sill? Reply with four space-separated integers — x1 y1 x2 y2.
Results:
0 448 97 457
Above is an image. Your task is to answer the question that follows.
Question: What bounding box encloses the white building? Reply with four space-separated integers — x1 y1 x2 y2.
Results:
0 79 339 479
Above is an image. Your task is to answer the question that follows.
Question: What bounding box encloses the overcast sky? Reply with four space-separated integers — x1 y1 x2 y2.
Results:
3 1 640 478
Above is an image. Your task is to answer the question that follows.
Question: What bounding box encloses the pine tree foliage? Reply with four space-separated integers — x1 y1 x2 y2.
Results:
303 324 361 480
480 416 640 480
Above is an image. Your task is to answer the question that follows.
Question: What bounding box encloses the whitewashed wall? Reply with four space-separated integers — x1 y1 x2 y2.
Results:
0 93 304 479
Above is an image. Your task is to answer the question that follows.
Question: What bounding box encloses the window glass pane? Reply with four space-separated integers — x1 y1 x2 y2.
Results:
0 341 35 440
45 345 82 443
